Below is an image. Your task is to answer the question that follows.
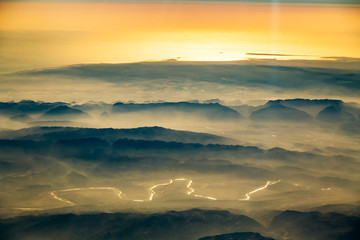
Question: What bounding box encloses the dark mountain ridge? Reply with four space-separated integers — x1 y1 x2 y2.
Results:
0 100 66 116
199 232 274 240
0 126 229 144
42 105 89 118
1 209 359 240
269 210 360 240
250 101 313 122
112 102 243 120
0 209 264 240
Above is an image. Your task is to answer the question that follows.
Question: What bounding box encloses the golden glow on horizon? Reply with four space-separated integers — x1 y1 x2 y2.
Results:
0 2 359 71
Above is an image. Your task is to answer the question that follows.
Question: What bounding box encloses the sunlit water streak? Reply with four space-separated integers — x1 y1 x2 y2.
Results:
238 180 281 201
50 187 123 206
12 207 44 211
49 179 280 206
133 179 174 202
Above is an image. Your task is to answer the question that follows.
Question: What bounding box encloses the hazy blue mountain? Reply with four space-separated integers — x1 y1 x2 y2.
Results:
2 130 357 183
1 126 356 177
199 232 274 240
0 100 65 115
43 105 89 118
0 209 264 240
269 210 360 240
250 102 313 122
316 105 356 122
1 126 230 144
9 114 32 122
72 102 112 112
0 137 273 182
112 102 243 120
269 99 342 108
2 99 358 126
228 104 264 118
112 138 261 154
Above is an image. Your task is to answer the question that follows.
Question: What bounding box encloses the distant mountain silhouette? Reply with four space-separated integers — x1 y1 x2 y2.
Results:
43 105 89 118
7 126 230 144
250 102 312 121
0 100 64 115
316 105 356 122
1 99 358 125
73 102 112 111
269 99 342 108
10 114 31 121
112 102 243 120
199 232 274 240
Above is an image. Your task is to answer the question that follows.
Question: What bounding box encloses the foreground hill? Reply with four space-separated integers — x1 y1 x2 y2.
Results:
199 232 274 240
0 209 264 240
1 209 359 240
269 210 360 240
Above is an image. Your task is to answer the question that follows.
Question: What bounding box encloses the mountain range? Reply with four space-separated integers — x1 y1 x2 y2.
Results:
1 209 358 240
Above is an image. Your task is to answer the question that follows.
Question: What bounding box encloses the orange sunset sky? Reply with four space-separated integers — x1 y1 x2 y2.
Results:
0 1 359 72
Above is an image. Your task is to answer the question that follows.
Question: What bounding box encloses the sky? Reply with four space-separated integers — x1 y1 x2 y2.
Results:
0 0 359 73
